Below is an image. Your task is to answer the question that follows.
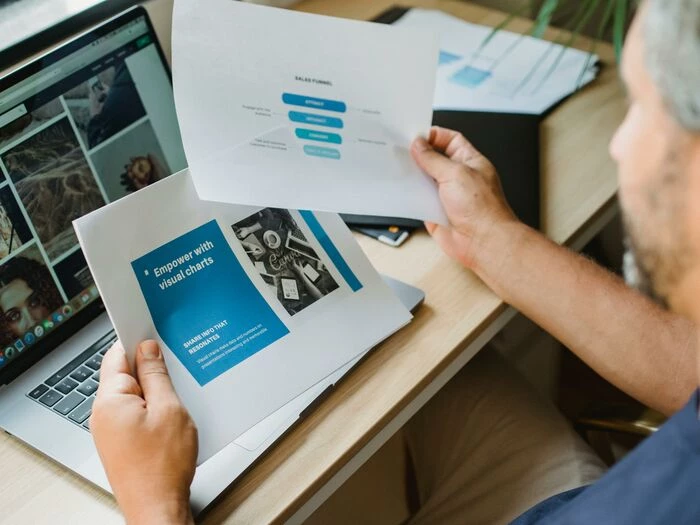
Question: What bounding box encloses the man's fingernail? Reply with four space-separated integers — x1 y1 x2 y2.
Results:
140 342 161 359
413 137 432 152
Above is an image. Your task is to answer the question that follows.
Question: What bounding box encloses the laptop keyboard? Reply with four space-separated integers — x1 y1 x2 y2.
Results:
26 332 116 432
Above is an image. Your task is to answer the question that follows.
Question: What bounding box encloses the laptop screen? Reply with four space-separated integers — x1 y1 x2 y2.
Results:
0 9 186 378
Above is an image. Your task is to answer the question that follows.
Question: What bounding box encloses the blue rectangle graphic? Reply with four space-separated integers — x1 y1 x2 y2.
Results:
282 93 347 113
289 111 344 129
295 128 342 144
299 211 362 292
439 50 461 65
131 221 289 386
450 66 492 88
303 145 341 160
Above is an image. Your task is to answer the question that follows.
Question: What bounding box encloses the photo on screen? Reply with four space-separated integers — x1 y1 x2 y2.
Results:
63 60 146 150
53 248 93 299
0 185 31 259
0 243 63 347
231 208 339 316
0 98 64 152
1 118 106 260
89 120 170 202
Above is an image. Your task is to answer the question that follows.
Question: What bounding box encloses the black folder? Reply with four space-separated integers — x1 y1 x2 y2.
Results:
343 6 542 231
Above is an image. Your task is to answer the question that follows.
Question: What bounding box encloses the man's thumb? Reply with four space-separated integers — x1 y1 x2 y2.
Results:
134 340 178 406
411 137 455 184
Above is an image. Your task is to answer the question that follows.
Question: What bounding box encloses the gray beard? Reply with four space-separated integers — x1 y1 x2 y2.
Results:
622 239 668 309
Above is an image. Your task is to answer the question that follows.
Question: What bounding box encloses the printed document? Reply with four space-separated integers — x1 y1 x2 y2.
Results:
74 170 412 463
394 9 599 114
172 0 446 224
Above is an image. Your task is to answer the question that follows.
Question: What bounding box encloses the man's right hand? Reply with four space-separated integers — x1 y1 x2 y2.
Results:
92 341 197 525
411 126 521 270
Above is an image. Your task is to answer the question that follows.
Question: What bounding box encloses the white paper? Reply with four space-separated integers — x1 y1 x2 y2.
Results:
74 169 412 463
172 0 447 224
394 9 599 114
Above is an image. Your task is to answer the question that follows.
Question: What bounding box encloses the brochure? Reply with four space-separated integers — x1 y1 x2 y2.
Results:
73 169 412 463
171 0 446 224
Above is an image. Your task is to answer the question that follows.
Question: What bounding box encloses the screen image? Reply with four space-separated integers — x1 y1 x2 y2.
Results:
0 15 187 372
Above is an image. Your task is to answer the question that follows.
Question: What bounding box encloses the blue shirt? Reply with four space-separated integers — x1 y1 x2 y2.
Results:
512 390 700 524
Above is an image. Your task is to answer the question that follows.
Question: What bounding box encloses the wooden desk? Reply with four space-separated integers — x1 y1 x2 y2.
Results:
0 1 624 523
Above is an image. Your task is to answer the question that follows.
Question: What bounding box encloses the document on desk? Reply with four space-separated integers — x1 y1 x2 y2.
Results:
171 0 446 224
74 170 412 464
393 9 600 114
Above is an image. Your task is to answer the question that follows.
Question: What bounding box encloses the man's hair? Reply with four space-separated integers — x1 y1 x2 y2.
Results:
645 0 700 131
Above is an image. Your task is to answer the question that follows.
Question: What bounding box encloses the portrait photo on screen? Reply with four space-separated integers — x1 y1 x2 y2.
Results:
1 118 106 260
0 244 62 347
232 208 339 316
0 185 31 259
0 98 64 153
89 120 169 202
63 60 146 150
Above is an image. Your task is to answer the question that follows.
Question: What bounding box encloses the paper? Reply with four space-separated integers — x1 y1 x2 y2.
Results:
74 170 412 463
394 9 599 114
172 0 446 224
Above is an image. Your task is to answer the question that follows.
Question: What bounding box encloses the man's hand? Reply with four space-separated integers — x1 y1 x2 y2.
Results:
411 126 520 270
92 341 197 525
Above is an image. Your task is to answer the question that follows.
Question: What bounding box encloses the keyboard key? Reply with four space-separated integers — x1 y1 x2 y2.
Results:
84 354 103 371
82 417 91 430
45 370 69 387
53 392 85 416
77 380 98 397
28 384 49 399
45 343 104 386
38 390 63 407
70 366 92 382
55 377 79 395
92 371 100 382
68 397 94 424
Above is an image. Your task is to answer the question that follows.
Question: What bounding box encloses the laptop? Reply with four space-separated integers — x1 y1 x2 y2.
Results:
0 7 425 517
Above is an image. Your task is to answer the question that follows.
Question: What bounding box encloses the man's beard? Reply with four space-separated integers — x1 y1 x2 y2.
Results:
620 142 692 311
622 234 669 309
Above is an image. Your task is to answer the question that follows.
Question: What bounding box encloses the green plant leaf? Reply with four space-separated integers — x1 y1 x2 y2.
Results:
532 0 560 38
576 0 617 87
534 0 602 92
478 2 531 53
613 0 628 61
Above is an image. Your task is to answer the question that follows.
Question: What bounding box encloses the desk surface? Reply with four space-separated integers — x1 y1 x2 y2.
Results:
0 1 624 523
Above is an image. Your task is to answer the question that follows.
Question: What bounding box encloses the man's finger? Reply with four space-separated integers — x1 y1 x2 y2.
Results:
411 136 458 184
429 126 484 165
99 342 142 397
134 340 179 407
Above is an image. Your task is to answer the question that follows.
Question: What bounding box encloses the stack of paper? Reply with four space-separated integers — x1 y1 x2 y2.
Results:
74 0 437 463
394 9 600 114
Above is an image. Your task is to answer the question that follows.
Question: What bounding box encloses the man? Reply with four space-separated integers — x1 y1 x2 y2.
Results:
90 1 700 523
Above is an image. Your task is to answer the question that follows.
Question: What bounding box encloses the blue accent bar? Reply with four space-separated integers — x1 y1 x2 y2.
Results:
289 111 344 129
450 66 492 88
299 211 363 292
303 145 341 160
295 128 342 144
438 50 461 65
282 93 347 113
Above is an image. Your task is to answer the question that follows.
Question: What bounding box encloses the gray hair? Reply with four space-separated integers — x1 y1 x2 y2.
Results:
645 0 700 131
